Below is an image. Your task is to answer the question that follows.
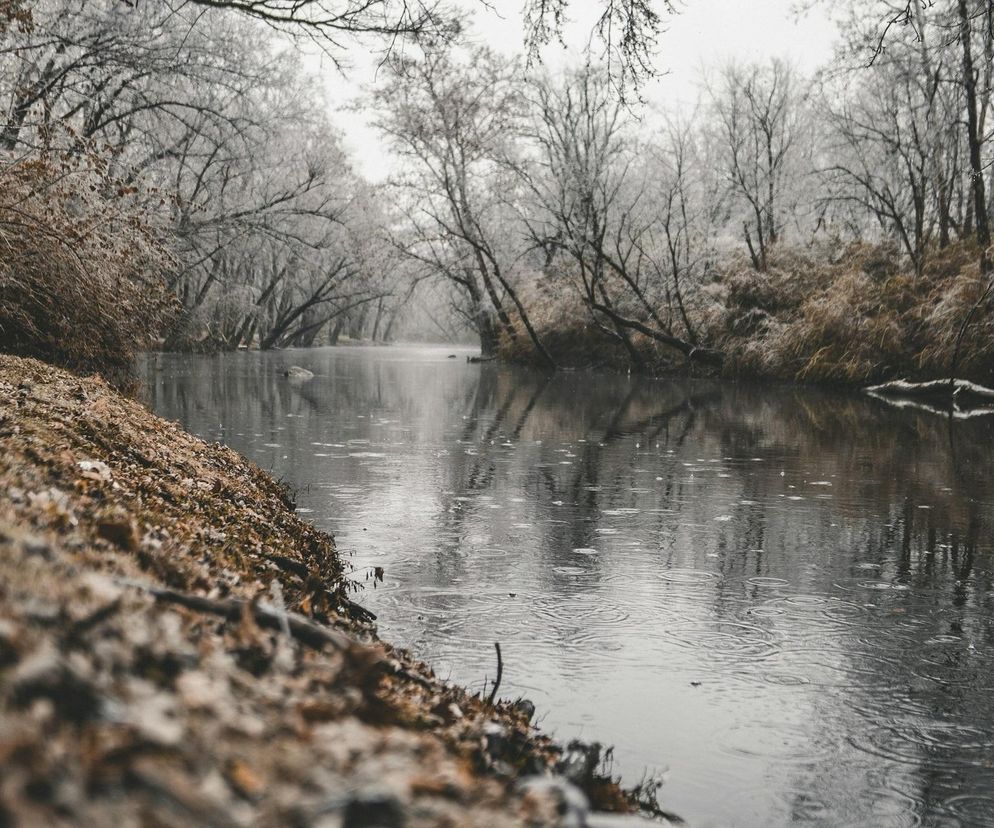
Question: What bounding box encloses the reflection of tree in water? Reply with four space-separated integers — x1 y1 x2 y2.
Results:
521 379 994 822
452 373 717 575
539 382 720 565
407 369 726 658
775 501 994 825
706 467 991 822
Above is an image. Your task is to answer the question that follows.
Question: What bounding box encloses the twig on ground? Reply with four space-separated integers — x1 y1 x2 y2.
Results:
115 577 437 690
115 578 354 652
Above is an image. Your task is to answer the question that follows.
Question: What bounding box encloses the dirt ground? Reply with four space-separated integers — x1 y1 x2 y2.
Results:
0 354 671 827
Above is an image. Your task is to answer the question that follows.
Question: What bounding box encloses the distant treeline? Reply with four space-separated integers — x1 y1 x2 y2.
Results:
0 0 413 385
368 2 994 384
2 1 993 387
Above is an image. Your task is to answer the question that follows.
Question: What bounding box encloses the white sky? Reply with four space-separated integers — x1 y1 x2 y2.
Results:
311 0 839 180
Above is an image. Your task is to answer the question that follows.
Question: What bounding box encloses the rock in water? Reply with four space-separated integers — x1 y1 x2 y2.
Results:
282 366 314 381
512 698 536 722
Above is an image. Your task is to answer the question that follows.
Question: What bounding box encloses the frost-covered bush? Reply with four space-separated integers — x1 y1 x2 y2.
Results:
0 152 176 390
714 242 994 385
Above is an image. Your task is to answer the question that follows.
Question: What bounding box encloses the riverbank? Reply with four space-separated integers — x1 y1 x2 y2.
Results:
0 354 668 827
498 242 994 389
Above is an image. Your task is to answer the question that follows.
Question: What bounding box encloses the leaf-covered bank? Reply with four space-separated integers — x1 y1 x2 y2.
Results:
0 355 666 827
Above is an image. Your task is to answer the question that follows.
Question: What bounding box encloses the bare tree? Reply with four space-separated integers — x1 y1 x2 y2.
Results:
371 45 556 366
182 0 679 91
521 64 722 367
646 116 725 343
708 59 804 272
821 62 941 275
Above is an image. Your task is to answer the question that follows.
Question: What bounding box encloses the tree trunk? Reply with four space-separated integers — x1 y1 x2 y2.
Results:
938 184 951 248
476 311 500 358
593 283 645 371
743 222 763 272
959 0 991 270
370 297 385 342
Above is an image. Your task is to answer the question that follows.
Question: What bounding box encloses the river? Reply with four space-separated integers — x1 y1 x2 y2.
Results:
143 344 994 827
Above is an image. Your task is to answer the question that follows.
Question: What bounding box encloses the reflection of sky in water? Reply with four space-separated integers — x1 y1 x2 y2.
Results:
144 345 994 827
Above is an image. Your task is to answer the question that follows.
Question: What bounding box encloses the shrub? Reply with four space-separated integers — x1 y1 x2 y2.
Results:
497 239 994 386
917 256 994 384
0 152 176 391
719 242 994 385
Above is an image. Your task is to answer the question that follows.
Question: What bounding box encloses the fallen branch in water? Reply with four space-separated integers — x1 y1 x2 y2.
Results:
865 377 994 403
487 642 503 705
864 394 994 420
864 378 994 419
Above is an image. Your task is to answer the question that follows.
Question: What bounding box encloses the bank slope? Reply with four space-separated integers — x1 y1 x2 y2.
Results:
0 355 670 827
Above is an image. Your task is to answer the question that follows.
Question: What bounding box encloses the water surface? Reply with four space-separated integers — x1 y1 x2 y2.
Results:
144 345 994 827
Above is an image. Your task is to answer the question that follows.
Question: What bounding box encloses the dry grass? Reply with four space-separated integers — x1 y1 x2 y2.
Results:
0 153 176 391
709 241 994 385
725 266 909 383
499 240 994 386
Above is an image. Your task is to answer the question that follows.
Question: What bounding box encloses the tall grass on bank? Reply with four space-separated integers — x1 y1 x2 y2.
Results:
498 242 994 386
0 152 175 391
714 243 994 385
